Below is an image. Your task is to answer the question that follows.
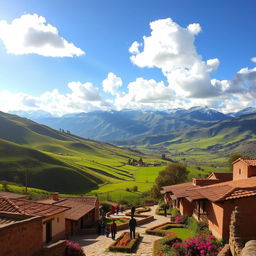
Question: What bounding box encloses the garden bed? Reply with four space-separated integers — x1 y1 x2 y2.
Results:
109 232 141 253
146 222 187 237
155 206 172 216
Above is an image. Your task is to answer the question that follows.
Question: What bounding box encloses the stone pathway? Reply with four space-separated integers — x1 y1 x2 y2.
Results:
71 205 170 256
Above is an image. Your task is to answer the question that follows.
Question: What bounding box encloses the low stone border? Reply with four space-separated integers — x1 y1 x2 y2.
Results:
109 232 141 253
146 222 184 237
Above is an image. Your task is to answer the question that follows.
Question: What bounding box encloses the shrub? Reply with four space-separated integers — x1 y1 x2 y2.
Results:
133 186 138 192
66 240 86 256
171 208 179 217
171 234 223 256
174 215 183 224
101 203 111 213
153 236 181 256
187 217 210 235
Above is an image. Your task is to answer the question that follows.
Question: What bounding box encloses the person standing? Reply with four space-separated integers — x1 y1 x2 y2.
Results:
129 216 137 239
110 220 117 240
131 206 136 217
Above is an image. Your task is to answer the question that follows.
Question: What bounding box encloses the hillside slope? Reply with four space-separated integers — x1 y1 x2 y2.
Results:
133 113 256 161
0 111 146 193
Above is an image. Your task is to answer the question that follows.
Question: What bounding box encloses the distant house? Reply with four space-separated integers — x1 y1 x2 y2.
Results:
0 211 43 256
0 196 69 244
162 159 256 240
40 192 100 236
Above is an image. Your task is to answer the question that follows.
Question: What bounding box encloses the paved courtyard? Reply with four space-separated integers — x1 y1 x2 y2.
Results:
71 205 170 256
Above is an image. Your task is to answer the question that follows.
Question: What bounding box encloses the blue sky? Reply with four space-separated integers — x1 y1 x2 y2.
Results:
0 0 256 115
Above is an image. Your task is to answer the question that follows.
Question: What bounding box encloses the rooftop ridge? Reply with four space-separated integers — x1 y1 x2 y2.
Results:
0 196 23 214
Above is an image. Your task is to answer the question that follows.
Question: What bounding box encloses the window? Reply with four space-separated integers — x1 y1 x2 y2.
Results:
239 169 241 175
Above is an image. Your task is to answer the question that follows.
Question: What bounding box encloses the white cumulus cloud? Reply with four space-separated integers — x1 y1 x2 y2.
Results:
0 14 84 57
102 72 123 95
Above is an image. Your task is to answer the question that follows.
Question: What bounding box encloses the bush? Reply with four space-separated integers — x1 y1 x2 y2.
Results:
174 215 183 224
153 236 181 256
171 208 179 217
101 203 111 213
66 240 86 256
133 186 138 192
171 234 223 256
187 217 210 235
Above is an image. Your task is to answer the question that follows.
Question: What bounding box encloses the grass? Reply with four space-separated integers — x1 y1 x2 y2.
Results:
104 218 128 225
0 111 235 203
166 227 195 240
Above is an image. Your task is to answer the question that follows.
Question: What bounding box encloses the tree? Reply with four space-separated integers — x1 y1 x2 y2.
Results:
151 162 188 199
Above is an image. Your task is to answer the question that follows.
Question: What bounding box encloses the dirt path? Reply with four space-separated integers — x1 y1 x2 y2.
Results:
71 205 170 256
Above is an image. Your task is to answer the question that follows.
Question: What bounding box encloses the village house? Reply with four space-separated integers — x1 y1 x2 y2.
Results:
162 158 256 240
0 211 43 256
0 196 69 244
40 192 100 236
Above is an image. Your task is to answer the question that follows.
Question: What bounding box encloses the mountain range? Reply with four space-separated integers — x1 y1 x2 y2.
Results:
10 106 256 144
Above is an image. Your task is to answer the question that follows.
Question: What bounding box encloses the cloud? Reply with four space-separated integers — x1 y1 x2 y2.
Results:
102 72 123 95
0 14 84 57
115 78 174 109
0 81 110 116
129 18 223 99
251 57 256 63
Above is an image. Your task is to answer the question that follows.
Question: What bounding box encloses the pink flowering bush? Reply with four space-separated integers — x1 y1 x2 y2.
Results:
171 234 223 256
174 215 183 224
66 240 86 256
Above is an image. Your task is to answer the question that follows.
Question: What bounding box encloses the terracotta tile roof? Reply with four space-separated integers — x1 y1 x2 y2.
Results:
0 191 27 199
40 196 98 221
9 199 69 217
0 197 22 213
232 158 256 166
161 182 195 198
53 199 95 221
0 212 31 227
187 176 256 202
208 172 233 182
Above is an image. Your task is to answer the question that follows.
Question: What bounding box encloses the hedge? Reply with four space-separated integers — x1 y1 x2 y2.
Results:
146 222 185 237
109 232 141 253
153 236 180 256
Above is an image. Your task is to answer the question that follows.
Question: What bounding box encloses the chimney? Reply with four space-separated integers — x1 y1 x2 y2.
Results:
52 192 59 201
192 178 220 186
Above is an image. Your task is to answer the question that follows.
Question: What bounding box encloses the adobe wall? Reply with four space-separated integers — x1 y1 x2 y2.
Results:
223 197 256 241
0 216 42 256
205 201 224 239
233 161 248 180
42 212 66 243
39 240 66 256
179 198 195 216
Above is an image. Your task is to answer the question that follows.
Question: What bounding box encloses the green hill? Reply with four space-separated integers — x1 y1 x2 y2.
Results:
0 111 156 194
134 114 256 163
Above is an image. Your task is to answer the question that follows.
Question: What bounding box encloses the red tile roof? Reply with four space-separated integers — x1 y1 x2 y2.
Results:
40 196 98 221
8 199 70 217
187 176 256 202
161 182 195 198
208 172 233 182
0 197 22 213
233 158 256 166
